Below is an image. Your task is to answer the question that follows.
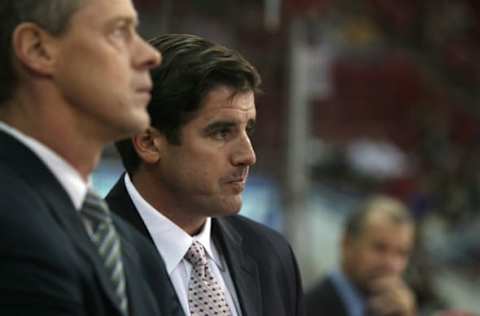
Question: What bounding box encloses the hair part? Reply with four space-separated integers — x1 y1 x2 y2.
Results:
0 0 84 104
116 33 262 175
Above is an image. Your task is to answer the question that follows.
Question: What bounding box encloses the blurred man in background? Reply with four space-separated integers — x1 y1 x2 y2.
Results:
306 195 416 316
108 33 304 316
0 0 173 315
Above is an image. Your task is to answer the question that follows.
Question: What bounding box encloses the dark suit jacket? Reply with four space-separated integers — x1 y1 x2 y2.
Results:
0 131 173 316
305 275 348 316
106 177 305 316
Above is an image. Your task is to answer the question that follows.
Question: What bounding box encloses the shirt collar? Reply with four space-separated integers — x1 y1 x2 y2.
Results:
193 217 224 271
330 270 366 316
0 122 88 210
124 173 223 274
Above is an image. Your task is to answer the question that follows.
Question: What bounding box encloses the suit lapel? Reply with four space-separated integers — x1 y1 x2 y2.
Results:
106 177 153 242
327 276 354 316
0 131 124 315
106 177 185 316
46 195 125 315
119 234 156 315
105 177 155 311
213 218 262 316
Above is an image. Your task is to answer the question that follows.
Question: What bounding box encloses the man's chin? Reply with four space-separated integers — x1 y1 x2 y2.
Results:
112 116 150 141
363 275 391 295
351 277 379 296
223 205 242 216
217 201 242 217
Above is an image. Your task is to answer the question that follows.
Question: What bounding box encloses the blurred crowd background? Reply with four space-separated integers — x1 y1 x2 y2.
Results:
93 0 480 314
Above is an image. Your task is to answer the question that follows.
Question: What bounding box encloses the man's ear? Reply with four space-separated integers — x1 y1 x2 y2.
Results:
12 22 59 76
131 127 165 164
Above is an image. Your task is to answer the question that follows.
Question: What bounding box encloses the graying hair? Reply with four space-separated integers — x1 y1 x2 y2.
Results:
0 0 84 104
345 195 414 238
12 0 84 35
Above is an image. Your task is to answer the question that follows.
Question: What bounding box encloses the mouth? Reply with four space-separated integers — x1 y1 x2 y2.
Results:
228 177 247 186
137 84 152 94
224 169 249 191
227 168 249 182
136 77 153 93
135 85 153 104
227 180 246 194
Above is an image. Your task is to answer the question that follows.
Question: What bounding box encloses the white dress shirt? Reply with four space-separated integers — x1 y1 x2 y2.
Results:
0 122 88 210
124 173 242 316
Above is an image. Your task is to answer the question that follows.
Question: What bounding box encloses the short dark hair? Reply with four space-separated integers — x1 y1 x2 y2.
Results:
116 33 262 175
0 0 83 105
345 195 414 238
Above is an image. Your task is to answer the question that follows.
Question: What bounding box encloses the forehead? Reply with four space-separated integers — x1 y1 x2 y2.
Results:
361 218 414 246
70 0 137 26
195 85 256 121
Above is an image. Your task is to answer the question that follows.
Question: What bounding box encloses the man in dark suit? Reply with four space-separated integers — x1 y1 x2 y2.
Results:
0 1 179 315
107 33 304 316
305 196 417 316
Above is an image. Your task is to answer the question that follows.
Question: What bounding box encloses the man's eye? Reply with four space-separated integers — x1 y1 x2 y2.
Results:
212 128 230 140
111 25 131 39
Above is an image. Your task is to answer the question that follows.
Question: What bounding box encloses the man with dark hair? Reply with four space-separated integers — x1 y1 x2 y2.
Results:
0 0 177 315
107 33 304 316
305 195 417 316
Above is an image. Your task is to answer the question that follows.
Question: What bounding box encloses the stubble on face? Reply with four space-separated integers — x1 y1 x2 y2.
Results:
146 86 256 233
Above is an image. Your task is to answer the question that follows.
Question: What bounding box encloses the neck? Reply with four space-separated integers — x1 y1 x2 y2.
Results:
132 171 207 235
0 90 104 181
340 264 370 297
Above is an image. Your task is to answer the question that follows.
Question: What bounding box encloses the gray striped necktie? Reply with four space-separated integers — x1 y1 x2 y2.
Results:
81 190 129 315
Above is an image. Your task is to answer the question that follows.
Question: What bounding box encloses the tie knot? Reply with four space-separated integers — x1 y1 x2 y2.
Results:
81 190 112 225
185 241 208 267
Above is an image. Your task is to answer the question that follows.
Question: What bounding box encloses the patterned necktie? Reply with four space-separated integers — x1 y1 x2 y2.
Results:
81 190 129 315
185 241 232 316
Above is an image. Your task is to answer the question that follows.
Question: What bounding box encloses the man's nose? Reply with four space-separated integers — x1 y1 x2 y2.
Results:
231 134 256 166
134 34 162 69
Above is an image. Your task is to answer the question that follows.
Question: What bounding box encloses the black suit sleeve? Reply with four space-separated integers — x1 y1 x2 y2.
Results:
288 245 306 316
273 236 305 316
228 216 306 316
305 277 348 316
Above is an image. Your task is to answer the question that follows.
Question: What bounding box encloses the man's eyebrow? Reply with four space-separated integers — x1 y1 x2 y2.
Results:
203 121 236 133
108 15 139 27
